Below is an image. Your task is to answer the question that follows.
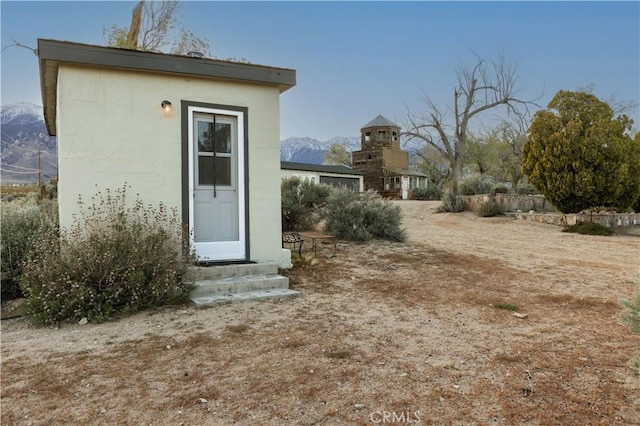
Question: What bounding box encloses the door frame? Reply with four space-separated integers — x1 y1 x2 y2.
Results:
181 101 250 262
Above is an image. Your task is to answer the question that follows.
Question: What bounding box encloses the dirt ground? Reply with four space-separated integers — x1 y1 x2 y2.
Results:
2 200 640 425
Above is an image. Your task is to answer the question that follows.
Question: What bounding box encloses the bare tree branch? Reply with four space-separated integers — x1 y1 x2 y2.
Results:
127 1 144 49
103 0 210 56
1 38 37 56
404 53 541 193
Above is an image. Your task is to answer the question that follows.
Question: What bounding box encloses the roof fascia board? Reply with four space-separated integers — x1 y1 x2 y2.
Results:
38 39 295 90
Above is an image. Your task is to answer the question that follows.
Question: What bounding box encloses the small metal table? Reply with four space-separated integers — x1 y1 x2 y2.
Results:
299 232 337 255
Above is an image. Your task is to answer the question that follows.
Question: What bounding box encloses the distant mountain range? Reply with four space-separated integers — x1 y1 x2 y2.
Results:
1 103 425 184
280 136 361 164
1 103 57 184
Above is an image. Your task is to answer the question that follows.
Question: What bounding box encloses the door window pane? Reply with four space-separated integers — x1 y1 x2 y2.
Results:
198 156 232 186
197 122 232 154
197 121 213 152
214 123 231 153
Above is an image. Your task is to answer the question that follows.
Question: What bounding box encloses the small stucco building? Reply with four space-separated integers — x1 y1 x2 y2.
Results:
38 39 295 265
281 161 364 192
351 115 427 199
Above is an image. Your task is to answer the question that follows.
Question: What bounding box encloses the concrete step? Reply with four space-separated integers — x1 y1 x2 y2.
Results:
190 274 289 298
191 288 299 308
189 262 280 281
188 262 298 307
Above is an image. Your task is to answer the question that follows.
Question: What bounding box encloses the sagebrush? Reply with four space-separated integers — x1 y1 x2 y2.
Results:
281 177 332 231
477 198 505 217
620 280 640 370
459 174 494 195
20 185 194 324
562 221 614 236
436 191 465 213
1 199 58 300
323 188 406 242
412 185 442 200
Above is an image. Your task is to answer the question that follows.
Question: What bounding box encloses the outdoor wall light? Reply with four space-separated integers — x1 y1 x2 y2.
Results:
161 100 172 113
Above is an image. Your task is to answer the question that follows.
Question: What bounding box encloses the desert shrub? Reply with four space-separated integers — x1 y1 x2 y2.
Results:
44 182 58 199
562 221 615 236
459 174 494 195
412 184 442 200
516 184 537 195
20 185 194 325
620 280 640 370
476 198 505 217
492 183 510 194
323 188 406 242
1 199 58 300
281 177 332 231
436 191 465 213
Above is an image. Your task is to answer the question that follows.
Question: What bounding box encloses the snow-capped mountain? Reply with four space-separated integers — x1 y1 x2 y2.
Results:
1 103 57 184
280 136 361 164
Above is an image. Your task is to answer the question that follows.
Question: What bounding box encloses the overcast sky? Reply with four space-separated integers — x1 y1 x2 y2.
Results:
1 1 638 140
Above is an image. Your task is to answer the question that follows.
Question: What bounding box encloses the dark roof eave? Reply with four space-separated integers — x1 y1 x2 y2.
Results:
38 39 297 136
384 167 429 177
281 161 364 176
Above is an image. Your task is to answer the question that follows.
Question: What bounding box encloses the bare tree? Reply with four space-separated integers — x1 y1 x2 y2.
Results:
404 53 539 193
103 1 211 56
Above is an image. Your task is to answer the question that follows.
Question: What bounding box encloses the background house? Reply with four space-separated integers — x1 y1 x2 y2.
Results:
352 115 427 199
39 39 295 266
281 161 364 192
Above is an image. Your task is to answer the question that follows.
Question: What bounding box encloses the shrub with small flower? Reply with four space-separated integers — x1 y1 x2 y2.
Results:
1 198 58 300
20 185 194 324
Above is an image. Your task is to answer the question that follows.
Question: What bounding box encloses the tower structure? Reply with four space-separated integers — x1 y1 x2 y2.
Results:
352 115 426 198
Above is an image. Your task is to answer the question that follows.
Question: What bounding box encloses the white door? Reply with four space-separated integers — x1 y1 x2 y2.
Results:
188 106 246 262
401 176 409 200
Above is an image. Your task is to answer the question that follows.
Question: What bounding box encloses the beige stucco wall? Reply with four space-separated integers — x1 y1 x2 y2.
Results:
56 65 283 262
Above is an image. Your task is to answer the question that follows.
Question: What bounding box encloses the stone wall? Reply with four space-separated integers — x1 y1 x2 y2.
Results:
462 194 558 213
462 194 640 228
507 211 640 228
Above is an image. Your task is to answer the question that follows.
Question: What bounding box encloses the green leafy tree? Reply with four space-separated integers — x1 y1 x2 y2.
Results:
466 134 499 176
324 141 352 167
415 145 451 189
522 91 640 213
494 118 528 188
478 117 528 189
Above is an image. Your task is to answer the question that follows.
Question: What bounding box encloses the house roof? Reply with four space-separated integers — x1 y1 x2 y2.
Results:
384 167 429 178
38 39 296 136
361 115 399 129
281 161 364 176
